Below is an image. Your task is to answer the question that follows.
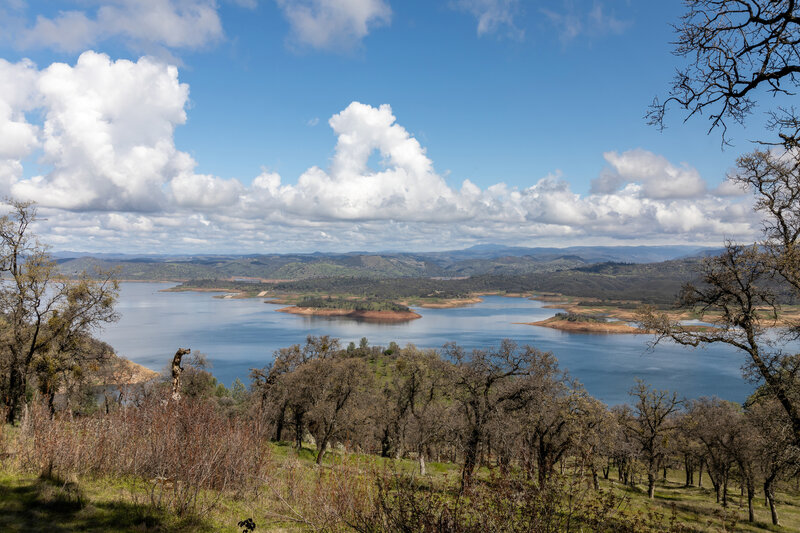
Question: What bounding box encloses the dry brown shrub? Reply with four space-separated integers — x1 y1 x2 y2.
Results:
18 396 270 516
324 469 692 533
259 455 377 531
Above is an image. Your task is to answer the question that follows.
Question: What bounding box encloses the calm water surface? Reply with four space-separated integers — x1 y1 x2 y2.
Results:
98 282 755 406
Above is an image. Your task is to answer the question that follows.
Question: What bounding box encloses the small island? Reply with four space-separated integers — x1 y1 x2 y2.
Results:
276 296 422 322
526 312 644 334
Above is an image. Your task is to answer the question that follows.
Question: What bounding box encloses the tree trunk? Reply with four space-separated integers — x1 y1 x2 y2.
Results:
538 462 549 488
294 411 304 450
648 472 656 499
722 470 729 507
746 479 755 522
6 365 24 424
418 452 427 476
170 348 190 401
709 470 720 503
765 478 779 526
698 461 703 488
684 455 693 486
461 428 481 491
274 407 285 442
498 450 510 476
47 391 56 417
315 434 329 465
591 465 599 490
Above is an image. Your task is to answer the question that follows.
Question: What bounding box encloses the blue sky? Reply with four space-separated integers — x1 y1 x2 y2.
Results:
0 1 774 253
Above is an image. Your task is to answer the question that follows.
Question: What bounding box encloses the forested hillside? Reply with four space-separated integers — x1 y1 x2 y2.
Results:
181 258 706 306
55 245 718 282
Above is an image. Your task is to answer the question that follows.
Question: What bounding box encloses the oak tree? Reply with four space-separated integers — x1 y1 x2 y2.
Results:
0 201 119 423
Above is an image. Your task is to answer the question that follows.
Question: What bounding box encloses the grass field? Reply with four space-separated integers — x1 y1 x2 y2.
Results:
2 442 800 532
602 470 800 532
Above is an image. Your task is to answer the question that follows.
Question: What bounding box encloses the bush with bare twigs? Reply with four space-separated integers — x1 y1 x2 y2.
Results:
17 396 270 516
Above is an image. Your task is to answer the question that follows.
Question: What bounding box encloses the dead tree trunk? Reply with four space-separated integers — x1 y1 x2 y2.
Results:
171 348 190 401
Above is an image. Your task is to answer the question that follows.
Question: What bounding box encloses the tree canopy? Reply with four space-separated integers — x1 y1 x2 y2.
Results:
0 201 119 423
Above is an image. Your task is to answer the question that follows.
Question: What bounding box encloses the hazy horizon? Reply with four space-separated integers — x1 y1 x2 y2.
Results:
50 242 725 258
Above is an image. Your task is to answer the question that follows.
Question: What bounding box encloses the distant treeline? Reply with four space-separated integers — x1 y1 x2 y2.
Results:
56 251 588 281
181 259 710 306
552 312 607 323
297 297 410 312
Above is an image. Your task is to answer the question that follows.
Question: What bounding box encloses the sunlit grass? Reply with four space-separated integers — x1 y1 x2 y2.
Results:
601 467 800 532
3 435 800 532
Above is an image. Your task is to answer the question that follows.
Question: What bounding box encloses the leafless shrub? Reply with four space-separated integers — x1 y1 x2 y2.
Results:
333 469 690 533
18 395 270 516
260 455 375 531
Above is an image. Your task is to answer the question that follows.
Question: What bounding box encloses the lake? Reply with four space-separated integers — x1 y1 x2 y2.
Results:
98 282 756 406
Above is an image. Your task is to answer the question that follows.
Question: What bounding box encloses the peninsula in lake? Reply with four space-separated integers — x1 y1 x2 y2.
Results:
276 296 421 322
67 244 800 332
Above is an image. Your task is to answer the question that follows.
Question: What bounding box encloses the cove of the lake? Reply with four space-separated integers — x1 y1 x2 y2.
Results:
98 282 756 406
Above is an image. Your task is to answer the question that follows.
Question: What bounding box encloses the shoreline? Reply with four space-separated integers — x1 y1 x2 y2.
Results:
523 316 644 334
539 300 800 329
276 306 422 322
161 285 537 310
405 297 484 309
101 356 160 386
139 282 800 330
115 358 161 384
116 279 185 283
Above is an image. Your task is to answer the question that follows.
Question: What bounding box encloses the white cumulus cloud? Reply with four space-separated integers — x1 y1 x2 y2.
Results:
171 171 244 207
11 51 194 211
227 102 755 248
0 58 39 160
0 52 762 252
592 149 707 199
276 0 391 51
18 0 225 54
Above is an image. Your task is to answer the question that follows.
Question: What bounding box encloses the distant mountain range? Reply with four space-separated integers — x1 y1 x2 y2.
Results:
418 244 722 263
53 244 723 282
